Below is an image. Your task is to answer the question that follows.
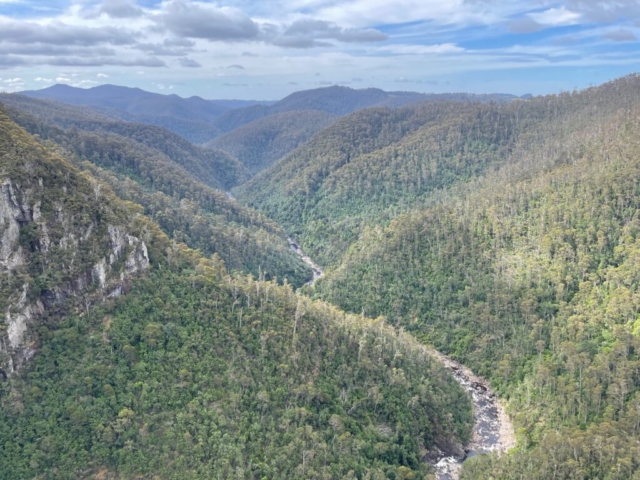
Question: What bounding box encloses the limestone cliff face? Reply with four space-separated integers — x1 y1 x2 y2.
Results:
0 106 149 373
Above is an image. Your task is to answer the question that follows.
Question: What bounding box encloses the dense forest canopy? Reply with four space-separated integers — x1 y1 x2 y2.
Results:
237 75 640 266
4 73 640 479
206 110 337 175
0 104 473 479
240 74 640 478
0 94 313 287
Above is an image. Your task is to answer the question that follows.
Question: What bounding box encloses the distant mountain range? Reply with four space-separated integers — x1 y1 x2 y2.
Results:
18 84 273 143
207 86 522 137
20 83 272 120
16 83 530 178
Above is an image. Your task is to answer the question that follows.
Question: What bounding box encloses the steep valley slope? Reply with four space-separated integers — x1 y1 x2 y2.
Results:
0 94 313 287
0 102 474 479
206 110 337 175
5 73 640 480
238 74 640 479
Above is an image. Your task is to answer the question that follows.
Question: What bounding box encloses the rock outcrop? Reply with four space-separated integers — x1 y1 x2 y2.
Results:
0 105 149 373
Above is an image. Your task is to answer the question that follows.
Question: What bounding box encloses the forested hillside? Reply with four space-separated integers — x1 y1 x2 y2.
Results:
0 105 473 480
268 86 428 115
11 70 640 479
210 85 517 139
1 94 247 190
235 100 525 265
207 86 425 137
1 95 312 286
19 84 518 153
206 110 336 175
290 75 640 478
237 76 640 268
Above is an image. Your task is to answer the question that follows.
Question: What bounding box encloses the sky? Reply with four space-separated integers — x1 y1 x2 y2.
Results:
0 0 639 99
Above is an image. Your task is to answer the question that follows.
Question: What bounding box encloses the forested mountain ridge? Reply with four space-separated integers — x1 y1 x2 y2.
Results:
1 96 313 286
269 86 427 115
161 85 422 139
287 74 640 478
20 84 223 118
19 84 272 118
0 93 248 191
269 86 518 115
0 106 473 479
235 100 526 265
19 84 518 150
210 85 518 138
206 110 337 175
237 75 640 268
19 84 236 144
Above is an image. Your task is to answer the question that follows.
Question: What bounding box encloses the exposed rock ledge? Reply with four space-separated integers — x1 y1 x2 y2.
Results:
0 178 149 374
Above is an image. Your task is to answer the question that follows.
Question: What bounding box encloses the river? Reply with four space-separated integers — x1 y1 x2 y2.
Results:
286 236 515 479
424 349 516 479
287 237 324 285
223 193 324 286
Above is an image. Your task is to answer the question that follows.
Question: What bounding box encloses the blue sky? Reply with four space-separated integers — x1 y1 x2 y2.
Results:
0 0 639 99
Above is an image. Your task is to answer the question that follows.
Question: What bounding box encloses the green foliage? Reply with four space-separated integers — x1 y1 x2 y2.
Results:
208 85 430 138
0 266 473 479
0 102 473 479
207 110 336 175
237 76 640 268
1 93 248 190
10 70 640 479
1 96 313 287
303 76 640 478
236 100 528 266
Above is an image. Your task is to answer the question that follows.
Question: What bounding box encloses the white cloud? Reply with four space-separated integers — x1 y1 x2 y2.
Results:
529 7 581 27
602 29 638 42
312 0 507 28
72 79 98 87
153 82 175 90
394 76 412 83
1 76 24 92
380 43 465 55
179 57 202 67
566 0 640 22
155 1 260 41
0 0 636 98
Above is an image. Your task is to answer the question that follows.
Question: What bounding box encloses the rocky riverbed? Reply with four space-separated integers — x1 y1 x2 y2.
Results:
287 237 324 285
426 349 516 479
